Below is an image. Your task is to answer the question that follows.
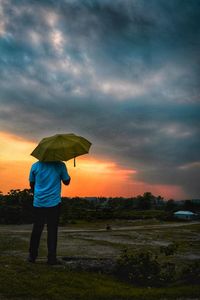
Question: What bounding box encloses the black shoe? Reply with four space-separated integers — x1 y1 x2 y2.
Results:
47 259 63 266
27 256 36 263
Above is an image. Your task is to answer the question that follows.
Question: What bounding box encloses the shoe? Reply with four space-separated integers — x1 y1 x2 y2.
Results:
27 255 36 263
47 259 63 266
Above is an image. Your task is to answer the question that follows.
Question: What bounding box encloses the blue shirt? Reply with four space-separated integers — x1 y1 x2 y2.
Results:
29 161 70 207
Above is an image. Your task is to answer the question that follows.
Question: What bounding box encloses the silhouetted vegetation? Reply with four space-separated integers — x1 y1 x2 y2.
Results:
0 189 200 224
0 189 34 224
115 248 200 287
180 260 200 284
115 249 175 286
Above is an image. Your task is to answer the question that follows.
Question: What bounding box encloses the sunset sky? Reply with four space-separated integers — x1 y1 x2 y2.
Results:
0 0 199 199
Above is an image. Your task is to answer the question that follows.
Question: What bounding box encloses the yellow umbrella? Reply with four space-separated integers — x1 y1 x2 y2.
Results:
31 133 92 166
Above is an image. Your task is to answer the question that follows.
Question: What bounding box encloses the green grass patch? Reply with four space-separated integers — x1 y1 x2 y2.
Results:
0 234 27 253
0 256 200 300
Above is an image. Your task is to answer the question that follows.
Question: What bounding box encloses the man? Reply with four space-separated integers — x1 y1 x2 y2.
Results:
28 161 70 265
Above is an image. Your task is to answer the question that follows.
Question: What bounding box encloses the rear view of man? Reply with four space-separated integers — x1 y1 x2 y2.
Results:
28 161 70 265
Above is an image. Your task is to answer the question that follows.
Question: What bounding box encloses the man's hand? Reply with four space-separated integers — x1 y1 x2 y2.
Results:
63 178 71 185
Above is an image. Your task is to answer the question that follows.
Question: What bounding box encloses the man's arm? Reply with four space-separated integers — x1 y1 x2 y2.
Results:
61 162 71 185
29 164 36 193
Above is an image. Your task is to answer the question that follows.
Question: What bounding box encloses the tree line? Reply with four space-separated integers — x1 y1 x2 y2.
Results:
0 189 199 224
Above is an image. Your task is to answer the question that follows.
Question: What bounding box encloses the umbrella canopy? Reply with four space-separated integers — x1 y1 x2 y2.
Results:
31 133 92 165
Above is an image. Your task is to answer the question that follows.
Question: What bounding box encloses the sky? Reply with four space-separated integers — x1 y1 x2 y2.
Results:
0 0 200 199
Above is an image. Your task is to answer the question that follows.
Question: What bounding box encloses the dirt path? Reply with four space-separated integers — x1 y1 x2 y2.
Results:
0 221 199 233
59 221 200 232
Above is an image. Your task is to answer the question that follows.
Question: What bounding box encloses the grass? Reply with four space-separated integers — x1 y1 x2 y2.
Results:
0 220 200 299
0 256 200 300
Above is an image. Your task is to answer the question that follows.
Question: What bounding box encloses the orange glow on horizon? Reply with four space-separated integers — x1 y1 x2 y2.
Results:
0 131 36 162
0 131 186 199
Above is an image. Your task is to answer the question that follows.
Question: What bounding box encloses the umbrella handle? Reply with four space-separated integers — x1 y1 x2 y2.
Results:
74 157 76 167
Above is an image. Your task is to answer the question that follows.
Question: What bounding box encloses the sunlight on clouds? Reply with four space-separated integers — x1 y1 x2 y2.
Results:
179 161 200 170
51 29 65 54
100 81 144 99
0 131 36 162
71 86 87 96
40 51 94 89
0 131 136 196
0 131 184 199
65 158 137 197
149 184 185 199
126 180 185 200
44 9 59 28
96 70 165 100
74 159 136 177
43 9 66 56
159 124 193 138
65 158 184 199
63 56 82 76
0 160 32 193
0 132 36 193
43 55 82 79
95 64 189 101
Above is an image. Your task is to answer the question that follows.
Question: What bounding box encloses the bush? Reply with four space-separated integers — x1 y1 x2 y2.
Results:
160 243 178 256
115 249 176 287
180 260 200 284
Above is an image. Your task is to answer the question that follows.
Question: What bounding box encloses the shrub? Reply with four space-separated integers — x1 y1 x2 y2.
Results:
115 249 176 287
180 260 200 284
160 243 178 256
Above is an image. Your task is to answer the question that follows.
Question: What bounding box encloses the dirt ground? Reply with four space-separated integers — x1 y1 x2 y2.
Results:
0 220 200 272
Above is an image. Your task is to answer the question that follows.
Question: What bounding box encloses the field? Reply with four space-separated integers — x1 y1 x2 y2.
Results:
0 219 200 300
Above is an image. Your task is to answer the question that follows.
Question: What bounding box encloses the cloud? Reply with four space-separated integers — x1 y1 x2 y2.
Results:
0 0 200 198
136 162 200 198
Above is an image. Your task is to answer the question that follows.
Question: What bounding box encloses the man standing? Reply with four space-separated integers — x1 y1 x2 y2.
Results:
28 161 70 265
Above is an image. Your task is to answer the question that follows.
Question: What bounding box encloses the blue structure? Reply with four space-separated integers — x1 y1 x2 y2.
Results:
174 210 198 220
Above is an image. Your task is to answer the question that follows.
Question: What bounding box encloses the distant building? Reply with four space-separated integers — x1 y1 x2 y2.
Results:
174 210 199 220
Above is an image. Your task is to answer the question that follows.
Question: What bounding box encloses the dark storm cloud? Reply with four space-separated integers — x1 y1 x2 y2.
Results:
0 0 200 197
136 163 200 199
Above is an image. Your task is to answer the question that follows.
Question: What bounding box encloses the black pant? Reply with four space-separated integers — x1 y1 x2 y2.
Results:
29 204 60 262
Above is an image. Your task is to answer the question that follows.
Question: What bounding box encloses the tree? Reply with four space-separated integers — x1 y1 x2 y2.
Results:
165 199 177 211
0 189 34 224
184 200 194 211
137 192 154 210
